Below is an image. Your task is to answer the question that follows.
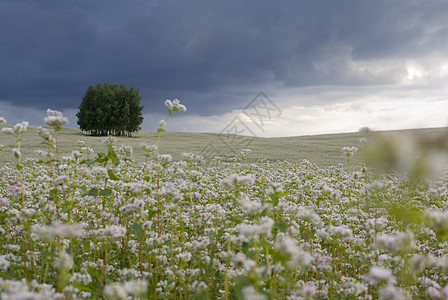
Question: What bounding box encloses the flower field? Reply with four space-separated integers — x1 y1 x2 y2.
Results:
1 106 448 299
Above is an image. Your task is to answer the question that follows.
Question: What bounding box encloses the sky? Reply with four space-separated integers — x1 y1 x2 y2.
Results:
1 0 447 137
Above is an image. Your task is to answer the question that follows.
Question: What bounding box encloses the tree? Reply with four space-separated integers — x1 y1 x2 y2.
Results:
77 83 144 136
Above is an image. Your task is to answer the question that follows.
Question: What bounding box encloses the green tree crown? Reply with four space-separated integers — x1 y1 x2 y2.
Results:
77 83 144 136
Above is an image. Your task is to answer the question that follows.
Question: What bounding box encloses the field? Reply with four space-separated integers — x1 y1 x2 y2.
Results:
1 118 448 299
1 125 446 167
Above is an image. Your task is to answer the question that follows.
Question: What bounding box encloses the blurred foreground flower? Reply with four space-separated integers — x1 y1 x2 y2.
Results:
342 146 357 157
45 109 68 127
365 129 448 180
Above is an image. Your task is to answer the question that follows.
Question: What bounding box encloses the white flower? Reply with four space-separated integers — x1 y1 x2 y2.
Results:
104 225 126 239
70 273 93 286
1 127 13 134
366 267 394 285
173 98 187 111
102 136 117 144
408 254 434 273
328 225 353 241
176 252 192 262
119 201 145 214
117 145 133 157
104 280 147 300
275 236 312 267
375 231 415 254
45 109 68 127
296 207 323 227
92 166 108 178
159 119 166 128
0 255 10 271
165 99 173 109
276 236 299 255
221 174 255 188
242 286 267 300
378 284 408 300
13 121 28 134
55 176 68 186
32 223 86 239
54 252 73 271
158 154 172 162
239 216 274 237
301 282 317 298
104 283 128 300
165 98 187 112
0 117 6 124
366 217 389 231
177 104 187 111
342 146 358 157
124 280 148 297
426 286 442 299
38 126 52 141
240 194 264 216
12 148 21 160
71 150 82 159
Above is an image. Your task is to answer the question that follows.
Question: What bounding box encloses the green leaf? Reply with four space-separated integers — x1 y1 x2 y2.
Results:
72 283 92 292
0 271 19 280
235 275 250 299
122 158 134 164
107 169 121 181
99 188 112 196
388 201 423 228
259 238 273 250
16 164 23 171
274 221 288 232
277 191 286 197
39 251 57 258
82 188 99 197
58 272 71 289
49 188 58 196
130 222 144 239
106 144 120 167
228 215 245 224
82 159 97 166
83 240 91 252
146 209 157 219
108 153 119 167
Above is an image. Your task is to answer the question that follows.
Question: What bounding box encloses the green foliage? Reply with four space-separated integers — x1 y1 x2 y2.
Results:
77 82 144 136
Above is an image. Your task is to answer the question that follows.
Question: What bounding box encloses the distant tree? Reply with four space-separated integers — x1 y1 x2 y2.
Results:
77 83 144 136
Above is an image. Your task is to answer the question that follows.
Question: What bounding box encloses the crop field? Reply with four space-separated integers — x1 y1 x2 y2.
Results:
0 126 369 167
1 108 448 299
0 123 445 167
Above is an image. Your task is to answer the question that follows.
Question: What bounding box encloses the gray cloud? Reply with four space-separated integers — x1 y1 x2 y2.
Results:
0 0 447 124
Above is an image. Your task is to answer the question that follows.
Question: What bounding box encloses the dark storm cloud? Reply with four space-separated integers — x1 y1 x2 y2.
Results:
1 0 447 117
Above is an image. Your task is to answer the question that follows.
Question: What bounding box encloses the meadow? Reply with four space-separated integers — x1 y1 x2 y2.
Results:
0 126 368 167
1 105 448 299
1 122 445 167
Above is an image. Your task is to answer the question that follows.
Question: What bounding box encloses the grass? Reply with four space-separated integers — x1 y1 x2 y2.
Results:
1 126 446 167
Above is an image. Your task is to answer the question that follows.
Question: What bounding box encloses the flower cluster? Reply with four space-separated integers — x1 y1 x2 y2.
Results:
1 106 448 299
165 98 187 114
